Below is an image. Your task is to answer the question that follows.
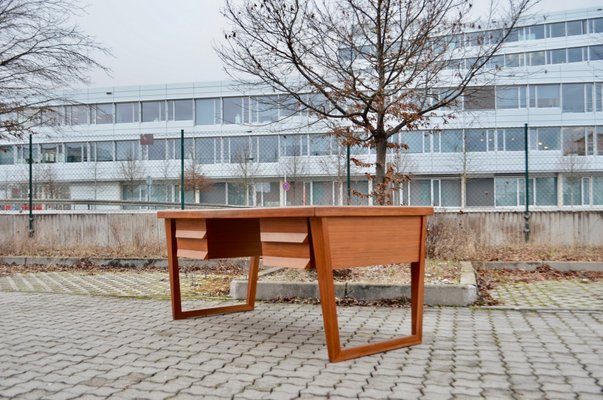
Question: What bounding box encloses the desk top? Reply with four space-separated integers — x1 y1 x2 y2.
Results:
157 206 434 219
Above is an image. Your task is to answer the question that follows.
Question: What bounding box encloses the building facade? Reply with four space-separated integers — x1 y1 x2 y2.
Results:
0 7 602 210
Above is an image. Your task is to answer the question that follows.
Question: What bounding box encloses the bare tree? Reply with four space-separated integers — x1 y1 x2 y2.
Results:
217 0 534 204
182 160 213 201
0 0 108 138
233 146 260 206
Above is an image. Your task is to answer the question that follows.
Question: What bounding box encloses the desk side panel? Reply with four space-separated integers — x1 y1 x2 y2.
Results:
324 216 422 268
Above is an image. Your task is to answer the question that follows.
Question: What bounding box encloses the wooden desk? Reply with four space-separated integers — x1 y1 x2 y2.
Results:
158 206 433 362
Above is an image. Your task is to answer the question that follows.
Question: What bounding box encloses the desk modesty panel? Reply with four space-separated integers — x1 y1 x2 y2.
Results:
157 206 434 362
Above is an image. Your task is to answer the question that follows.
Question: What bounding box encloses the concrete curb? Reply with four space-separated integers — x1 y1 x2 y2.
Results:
479 261 603 272
0 256 246 269
230 261 479 306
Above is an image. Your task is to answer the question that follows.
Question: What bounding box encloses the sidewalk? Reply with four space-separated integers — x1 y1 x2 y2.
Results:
0 271 602 399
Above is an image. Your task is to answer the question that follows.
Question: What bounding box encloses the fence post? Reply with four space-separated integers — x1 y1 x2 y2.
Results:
180 129 185 210
28 133 34 237
524 123 530 242
346 143 351 205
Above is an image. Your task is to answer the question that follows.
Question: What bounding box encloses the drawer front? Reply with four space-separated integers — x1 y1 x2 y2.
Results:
260 218 311 268
175 219 208 259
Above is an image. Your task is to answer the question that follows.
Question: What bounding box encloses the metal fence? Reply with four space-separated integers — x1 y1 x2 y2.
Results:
0 125 602 218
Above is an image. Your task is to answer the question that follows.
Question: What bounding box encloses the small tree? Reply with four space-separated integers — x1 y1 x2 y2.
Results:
0 0 108 138
182 161 213 201
217 0 534 204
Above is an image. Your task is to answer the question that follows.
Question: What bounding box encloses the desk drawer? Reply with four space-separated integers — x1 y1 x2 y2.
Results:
260 218 311 268
175 219 208 259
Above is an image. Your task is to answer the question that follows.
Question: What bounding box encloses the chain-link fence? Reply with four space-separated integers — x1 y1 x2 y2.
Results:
0 125 602 212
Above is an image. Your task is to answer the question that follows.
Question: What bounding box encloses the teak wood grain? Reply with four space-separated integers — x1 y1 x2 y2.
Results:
158 206 433 362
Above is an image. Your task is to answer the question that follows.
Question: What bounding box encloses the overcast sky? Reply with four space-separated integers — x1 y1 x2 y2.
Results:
76 0 602 88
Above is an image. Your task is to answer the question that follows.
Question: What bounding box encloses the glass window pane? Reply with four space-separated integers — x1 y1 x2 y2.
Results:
566 20 584 36
70 105 89 125
593 177 603 205
409 180 431 205
146 139 165 161
141 101 165 122
567 47 585 63
496 178 519 206
227 183 247 205
281 135 302 157
537 127 560 150
465 129 488 152
94 142 113 162
464 86 495 110
258 136 278 162
441 130 463 152
200 183 226 205
441 180 461 207
312 181 333 205
562 84 585 113
349 181 369 205
550 49 566 64
402 132 423 153
549 22 566 38
563 127 585 155
254 96 279 123
40 144 58 163
223 97 248 124
195 137 215 164
597 126 603 156
0 145 14 165
536 84 560 108
497 86 519 109
194 99 216 125
115 140 138 161
528 24 545 40
66 143 86 163
529 51 545 66
535 177 557 206
172 100 193 121
504 53 522 68
505 128 525 151
563 177 582 206
466 178 495 207
592 18 603 33
309 134 330 156
590 45 603 61
115 102 139 123
95 103 113 124
227 137 251 163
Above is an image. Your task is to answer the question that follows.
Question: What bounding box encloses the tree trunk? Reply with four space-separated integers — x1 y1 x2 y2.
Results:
374 135 387 205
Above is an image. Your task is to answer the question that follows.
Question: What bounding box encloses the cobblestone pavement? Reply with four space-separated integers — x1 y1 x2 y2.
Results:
1 291 602 400
0 271 234 301
490 280 603 310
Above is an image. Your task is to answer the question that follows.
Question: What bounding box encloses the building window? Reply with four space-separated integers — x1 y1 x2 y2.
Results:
529 84 560 108
312 181 333 205
144 139 165 161
535 177 557 206
500 128 525 151
547 22 566 38
200 183 226 205
566 20 586 36
92 142 113 162
115 140 139 161
496 86 526 109
440 130 463 152
562 83 589 113
168 138 194 160
225 136 251 163
548 48 567 64
562 127 593 156
528 24 545 40
593 177 603 205
280 135 305 157
466 178 494 207
94 103 114 124
258 136 279 162
252 96 279 123
40 143 61 163
591 45 603 61
168 99 193 121
465 129 495 152
567 47 587 63
195 137 217 164
255 182 280 207
563 177 589 206
69 105 89 125
194 98 221 125
590 18 603 33
528 51 545 66
504 53 525 68
0 146 14 165
464 86 495 110
65 143 87 163
142 101 166 123
115 102 140 123
495 177 524 207
223 97 249 124
403 131 425 153
529 127 560 151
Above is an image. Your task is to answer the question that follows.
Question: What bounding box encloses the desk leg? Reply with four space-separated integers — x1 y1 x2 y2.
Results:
311 217 425 363
165 219 260 319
